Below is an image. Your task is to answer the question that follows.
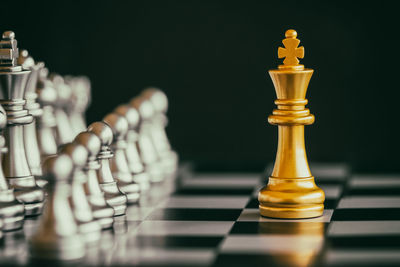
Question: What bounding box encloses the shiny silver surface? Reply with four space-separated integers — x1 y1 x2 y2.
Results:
29 155 85 261
74 131 114 229
59 143 102 244
104 113 140 204
114 104 151 193
18 51 48 190
0 104 25 231
0 31 44 216
88 122 128 216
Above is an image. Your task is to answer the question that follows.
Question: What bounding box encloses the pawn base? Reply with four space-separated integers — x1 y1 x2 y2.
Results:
258 176 325 219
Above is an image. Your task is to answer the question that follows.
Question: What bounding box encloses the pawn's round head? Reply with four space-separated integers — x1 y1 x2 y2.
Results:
285 29 297 39
130 96 154 121
103 113 128 141
74 131 102 157
141 87 168 114
59 143 89 168
114 104 140 130
42 154 74 183
87 121 114 147
17 49 35 70
37 81 57 105
50 74 72 103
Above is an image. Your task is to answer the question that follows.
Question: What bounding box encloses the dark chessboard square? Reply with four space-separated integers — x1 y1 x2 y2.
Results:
332 208 400 221
213 253 313 267
174 188 254 196
230 221 328 235
146 208 242 221
245 198 258 209
347 187 400 196
329 236 400 249
133 236 224 249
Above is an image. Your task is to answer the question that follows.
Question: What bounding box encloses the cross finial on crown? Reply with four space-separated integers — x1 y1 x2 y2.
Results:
277 29 304 70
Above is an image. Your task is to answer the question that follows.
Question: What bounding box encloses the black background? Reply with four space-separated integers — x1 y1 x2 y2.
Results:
2 1 399 172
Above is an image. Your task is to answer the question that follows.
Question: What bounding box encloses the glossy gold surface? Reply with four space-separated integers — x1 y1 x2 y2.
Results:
258 29 325 219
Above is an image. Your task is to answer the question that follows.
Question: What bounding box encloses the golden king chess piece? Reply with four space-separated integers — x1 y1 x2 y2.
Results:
258 29 325 219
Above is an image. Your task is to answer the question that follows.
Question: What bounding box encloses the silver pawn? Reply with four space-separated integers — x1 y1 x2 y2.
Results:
0 104 25 231
141 88 178 175
18 50 47 187
103 113 140 204
114 104 151 193
59 143 101 243
65 76 91 136
0 31 44 216
130 96 165 182
50 74 74 146
36 67 58 159
29 155 85 261
87 122 128 216
74 132 114 228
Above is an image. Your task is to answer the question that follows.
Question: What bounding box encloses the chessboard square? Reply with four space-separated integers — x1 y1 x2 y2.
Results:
131 236 224 249
126 206 158 221
220 235 324 254
319 185 342 199
245 198 259 209
230 221 328 235
159 196 250 209
328 221 400 236
214 253 296 267
350 175 400 188
338 196 400 209
237 209 333 222
174 188 254 196
328 236 400 250
113 248 215 266
331 208 400 221
146 208 242 221
347 187 400 196
135 221 234 236
326 249 400 266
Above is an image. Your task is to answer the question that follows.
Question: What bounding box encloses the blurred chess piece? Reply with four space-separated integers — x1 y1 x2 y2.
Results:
130 97 165 183
17 50 44 178
0 104 25 231
29 155 85 260
141 88 178 176
114 104 151 193
74 132 114 228
103 113 140 204
0 31 45 216
50 74 74 146
36 66 58 159
65 76 91 136
59 143 101 243
87 122 128 216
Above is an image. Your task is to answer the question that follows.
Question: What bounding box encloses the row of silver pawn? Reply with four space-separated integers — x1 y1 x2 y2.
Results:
0 31 178 261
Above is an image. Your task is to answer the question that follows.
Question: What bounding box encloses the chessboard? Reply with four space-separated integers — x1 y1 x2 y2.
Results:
1 162 399 267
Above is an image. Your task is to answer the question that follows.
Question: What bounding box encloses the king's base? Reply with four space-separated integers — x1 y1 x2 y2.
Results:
258 176 325 219
259 203 324 219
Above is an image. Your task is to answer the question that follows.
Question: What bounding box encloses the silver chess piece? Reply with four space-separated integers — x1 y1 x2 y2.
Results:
65 76 91 136
141 88 178 175
114 104 151 193
74 132 114 228
50 74 74 146
59 143 101 243
87 122 128 216
29 155 85 261
36 67 58 158
0 104 24 231
18 50 47 188
0 31 44 216
130 96 165 182
103 113 140 204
